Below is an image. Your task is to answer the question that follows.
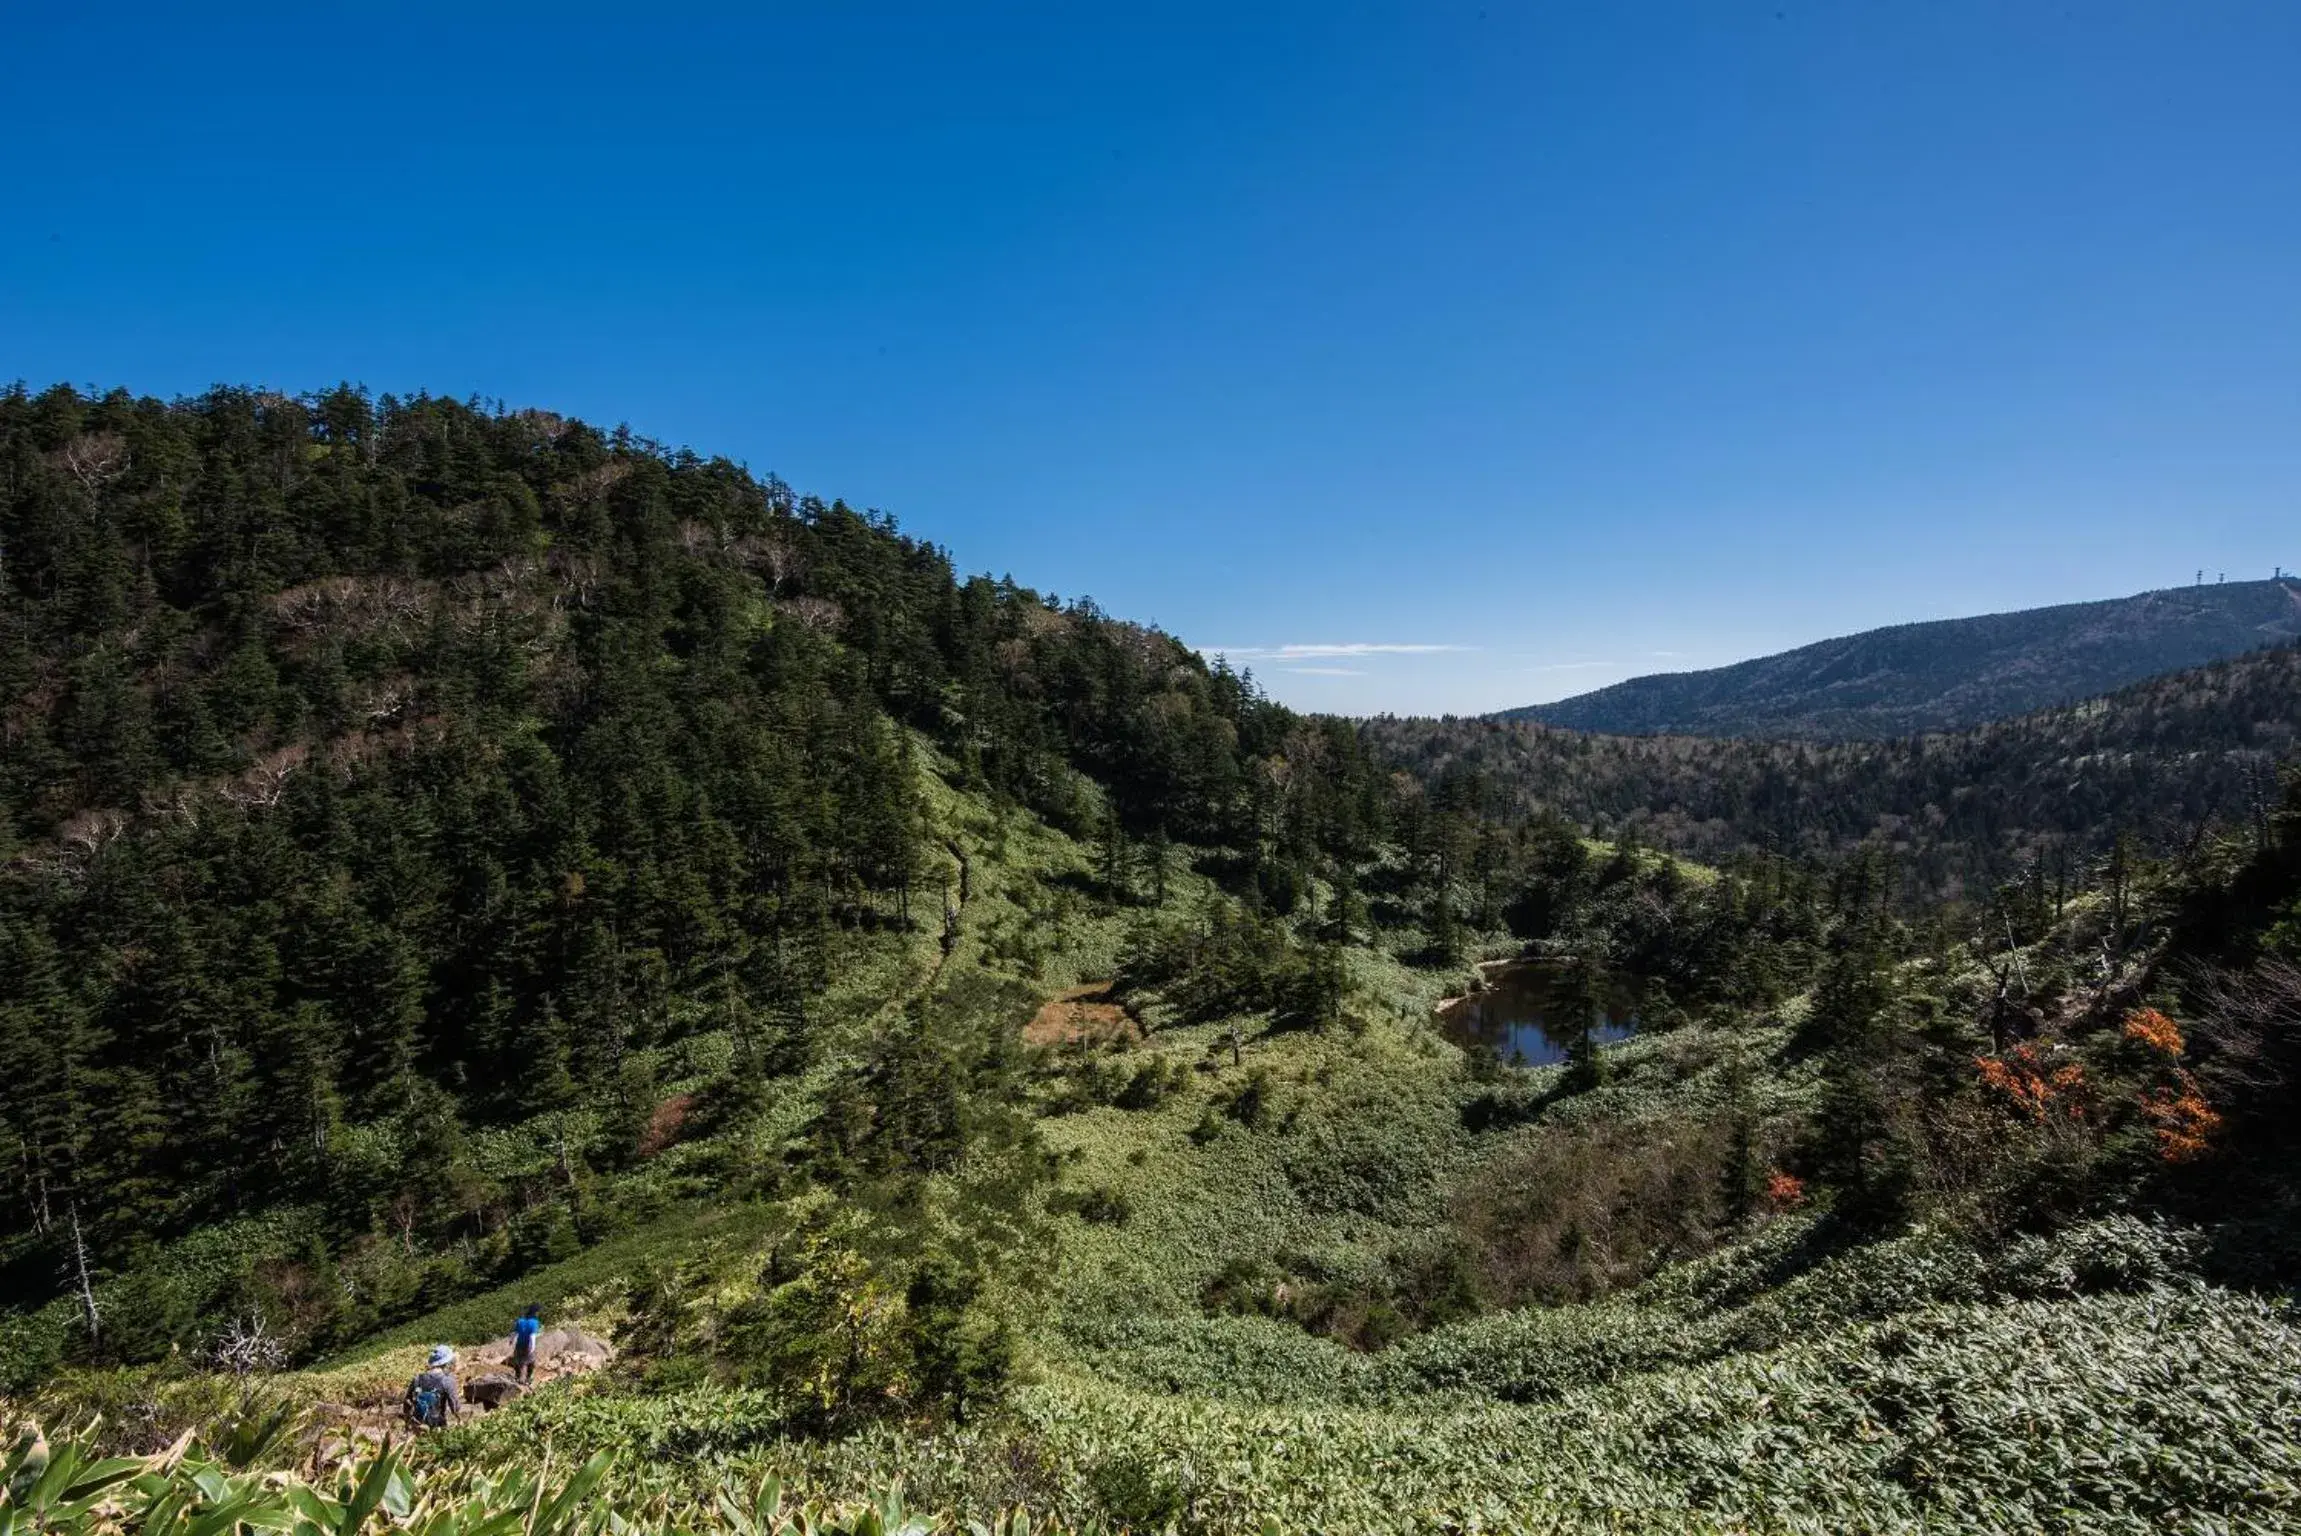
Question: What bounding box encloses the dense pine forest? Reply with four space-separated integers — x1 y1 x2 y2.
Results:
0 382 1385 1365
5 383 2300 1534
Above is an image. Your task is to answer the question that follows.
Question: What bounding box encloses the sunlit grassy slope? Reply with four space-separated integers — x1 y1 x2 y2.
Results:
20 756 2301 1535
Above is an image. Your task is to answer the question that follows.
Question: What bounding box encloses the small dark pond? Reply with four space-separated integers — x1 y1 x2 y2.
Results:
1438 961 1640 1068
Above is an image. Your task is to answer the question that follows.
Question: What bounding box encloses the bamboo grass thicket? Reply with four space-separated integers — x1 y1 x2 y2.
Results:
1 1421 1072 1536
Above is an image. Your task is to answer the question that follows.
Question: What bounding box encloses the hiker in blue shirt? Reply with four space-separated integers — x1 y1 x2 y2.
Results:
403 1346 463 1429
509 1304 543 1385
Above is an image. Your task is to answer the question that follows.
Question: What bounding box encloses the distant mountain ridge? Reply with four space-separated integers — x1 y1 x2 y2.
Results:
1502 578 2301 739
1370 636 2301 889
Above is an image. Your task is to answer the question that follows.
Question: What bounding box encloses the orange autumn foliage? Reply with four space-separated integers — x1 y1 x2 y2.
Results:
2121 1007 2185 1057
1974 1044 2091 1122
2140 1070 2223 1163
1763 1170 1806 1209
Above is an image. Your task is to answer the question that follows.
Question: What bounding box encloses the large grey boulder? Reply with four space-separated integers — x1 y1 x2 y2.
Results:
466 1374 524 1411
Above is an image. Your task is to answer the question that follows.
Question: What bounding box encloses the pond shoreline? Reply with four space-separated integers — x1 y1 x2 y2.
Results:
1435 954 1564 1016
1434 957 1640 1068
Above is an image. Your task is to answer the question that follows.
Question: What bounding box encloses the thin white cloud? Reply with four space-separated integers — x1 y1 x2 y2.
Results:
1276 665 1367 676
1200 642 1474 661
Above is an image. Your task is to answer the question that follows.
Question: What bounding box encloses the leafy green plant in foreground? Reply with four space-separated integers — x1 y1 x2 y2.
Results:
2 1420 1062 1536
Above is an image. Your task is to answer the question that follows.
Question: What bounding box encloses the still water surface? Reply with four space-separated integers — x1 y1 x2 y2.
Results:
1438 961 1639 1067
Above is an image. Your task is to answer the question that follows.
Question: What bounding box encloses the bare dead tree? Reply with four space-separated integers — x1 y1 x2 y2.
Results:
545 548 604 609
49 432 128 492
1974 918 2027 1053
68 1201 100 1345
16 809 128 885
2003 910 2031 996
737 532 806 593
59 807 128 860
10 1133 51 1234
362 679 413 724
514 408 568 443
775 595 844 633
388 1192 421 1258
219 745 309 811
484 554 541 595
207 1313 289 1380
561 460 632 509
140 781 205 830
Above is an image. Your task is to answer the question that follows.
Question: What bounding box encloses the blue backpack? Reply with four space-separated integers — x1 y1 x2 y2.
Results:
405 1378 447 1427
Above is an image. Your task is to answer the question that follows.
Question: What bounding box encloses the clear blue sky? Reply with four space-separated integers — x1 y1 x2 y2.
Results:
6 3 2297 716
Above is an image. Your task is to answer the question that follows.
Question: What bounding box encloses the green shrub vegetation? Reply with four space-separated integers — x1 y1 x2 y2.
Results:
6 382 2301 1533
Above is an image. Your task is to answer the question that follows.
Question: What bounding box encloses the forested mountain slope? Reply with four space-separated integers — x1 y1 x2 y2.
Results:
1376 639 2301 896
1504 579 2301 738
0 381 1383 1362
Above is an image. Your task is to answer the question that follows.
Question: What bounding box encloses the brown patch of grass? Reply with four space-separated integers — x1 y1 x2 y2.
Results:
1024 982 1140 1048
638 1092 698 1158
1453 1114 1737 1305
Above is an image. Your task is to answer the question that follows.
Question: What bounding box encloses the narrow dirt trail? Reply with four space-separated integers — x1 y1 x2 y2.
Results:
310 1331 614 1448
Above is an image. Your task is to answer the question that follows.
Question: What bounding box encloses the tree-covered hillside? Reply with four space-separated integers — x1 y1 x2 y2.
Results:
0 382 1383 1363
1504 579 2301 739
1375 639 2301 898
